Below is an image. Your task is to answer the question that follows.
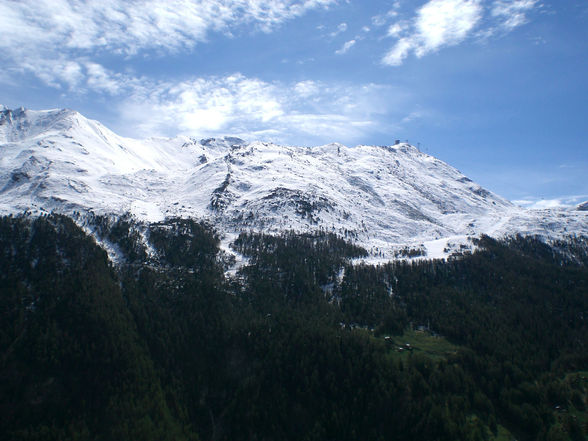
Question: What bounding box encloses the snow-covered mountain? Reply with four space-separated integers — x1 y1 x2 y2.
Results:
1 106 587 259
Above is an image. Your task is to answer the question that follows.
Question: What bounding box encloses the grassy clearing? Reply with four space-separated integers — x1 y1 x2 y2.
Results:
383 329 461 361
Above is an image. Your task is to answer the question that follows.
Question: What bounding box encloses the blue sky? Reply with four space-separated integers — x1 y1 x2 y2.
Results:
1 0 587 207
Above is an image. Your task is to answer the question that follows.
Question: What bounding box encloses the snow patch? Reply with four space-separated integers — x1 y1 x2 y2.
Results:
130 200 165 222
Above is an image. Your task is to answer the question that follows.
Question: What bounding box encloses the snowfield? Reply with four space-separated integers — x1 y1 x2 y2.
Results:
1 106 587 261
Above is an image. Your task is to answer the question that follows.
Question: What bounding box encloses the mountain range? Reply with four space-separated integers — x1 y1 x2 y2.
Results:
1 105 587 260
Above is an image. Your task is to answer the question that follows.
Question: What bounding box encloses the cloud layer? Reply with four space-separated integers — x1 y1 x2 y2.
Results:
0 0 335 90
1 0 335 55
116 74 410 145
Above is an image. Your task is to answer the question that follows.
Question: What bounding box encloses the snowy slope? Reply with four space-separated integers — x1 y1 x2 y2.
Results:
1 106 587 259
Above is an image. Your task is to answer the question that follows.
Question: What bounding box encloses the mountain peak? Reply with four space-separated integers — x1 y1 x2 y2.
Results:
0 106 88 143
199 136 248 150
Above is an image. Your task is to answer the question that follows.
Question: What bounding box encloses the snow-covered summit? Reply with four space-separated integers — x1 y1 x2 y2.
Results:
1 106 586 259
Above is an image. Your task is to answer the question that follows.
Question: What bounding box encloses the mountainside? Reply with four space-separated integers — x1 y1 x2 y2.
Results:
1 106 587 259
2 214 588 441
2 108 588 441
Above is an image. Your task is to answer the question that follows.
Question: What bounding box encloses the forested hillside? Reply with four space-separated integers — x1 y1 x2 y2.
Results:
1 214 587 441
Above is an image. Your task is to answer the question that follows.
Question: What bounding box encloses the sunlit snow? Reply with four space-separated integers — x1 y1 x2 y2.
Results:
1 106 587 262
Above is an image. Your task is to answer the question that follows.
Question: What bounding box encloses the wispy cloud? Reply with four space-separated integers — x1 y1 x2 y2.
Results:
330 22 348 37
491 0 538 31
335 39 356 54
10 57 141 95
0 0 336 90
387 22 409 38
382 38 415 66
2 0 337 54
381 0 541 66
371 3 401 27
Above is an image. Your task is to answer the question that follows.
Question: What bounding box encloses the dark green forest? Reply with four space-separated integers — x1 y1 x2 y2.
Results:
1 213 587 441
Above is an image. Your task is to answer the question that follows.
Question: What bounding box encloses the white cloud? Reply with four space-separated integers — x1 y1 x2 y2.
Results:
380 0 541 66
382 0 483 65
0 0 336 89
113 73 414 145
491 0 539 31
335 39 356 54
387 22 409 38
117 74 280 136
382 38 414 66
415 0 483 56
330 22 348 37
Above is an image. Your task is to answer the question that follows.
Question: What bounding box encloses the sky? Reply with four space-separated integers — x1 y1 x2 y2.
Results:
1 0 587 207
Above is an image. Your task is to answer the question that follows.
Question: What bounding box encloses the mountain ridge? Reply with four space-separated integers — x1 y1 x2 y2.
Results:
1 106 587 260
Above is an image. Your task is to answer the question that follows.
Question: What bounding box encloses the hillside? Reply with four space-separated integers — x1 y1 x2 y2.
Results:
2 106 587 259
1 214 587 441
